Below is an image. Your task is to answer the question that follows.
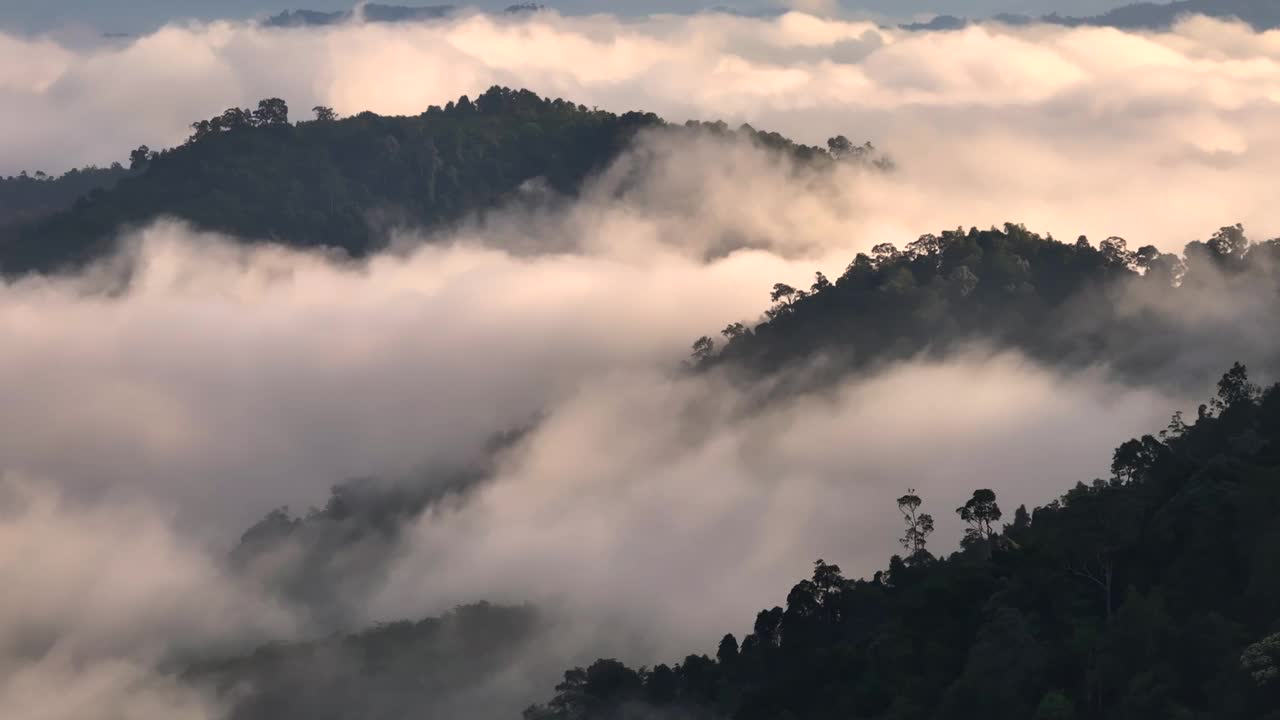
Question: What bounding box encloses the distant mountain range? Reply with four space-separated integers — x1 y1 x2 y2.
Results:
263 3 544 27
98 1 1275 34
903 0 1280 32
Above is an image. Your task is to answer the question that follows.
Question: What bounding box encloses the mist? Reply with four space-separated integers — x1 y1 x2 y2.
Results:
0 173 1204 717
0 120 1236 538
0 222 841 535
2 8 1278 720
0 473 295 720
367 353 1176 647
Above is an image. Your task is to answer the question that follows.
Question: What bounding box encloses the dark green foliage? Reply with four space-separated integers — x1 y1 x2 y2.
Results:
184 602 542 720
0 86 865 275
0 164 135 227
528 366 1280 719
696 223 1280 391
522 659 646 720
4 87 658 272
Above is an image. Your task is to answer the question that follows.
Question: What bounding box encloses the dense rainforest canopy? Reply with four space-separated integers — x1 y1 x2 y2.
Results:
184 602 543 720
690 222 1280 390
193 359 1280 720
0 86 874 275
196 224 1280 719
525 364 1280 720
0 164 135 228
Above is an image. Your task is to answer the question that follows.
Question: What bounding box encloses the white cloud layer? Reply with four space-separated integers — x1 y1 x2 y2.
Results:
370 352 1176 657
0 474 294 720
0 652 217 720
0 220 839 535
0 214 1190 661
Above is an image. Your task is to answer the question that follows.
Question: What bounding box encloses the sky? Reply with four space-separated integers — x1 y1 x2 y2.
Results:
0 0 1133 34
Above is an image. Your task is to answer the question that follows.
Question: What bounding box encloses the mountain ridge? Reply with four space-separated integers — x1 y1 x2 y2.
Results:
903 0 1280 32
0 86 878 276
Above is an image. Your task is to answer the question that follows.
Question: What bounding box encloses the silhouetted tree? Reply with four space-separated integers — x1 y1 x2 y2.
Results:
765 283 805 319
897 488 935 560
1099 236 1134 268
826 135 853 158
1109 435 1162 484
129 145 154 170
690 336 715 363
717 634 739 665
1214 361 1261 413
721 322 748 341
253 98 290 127
957 489 1002 545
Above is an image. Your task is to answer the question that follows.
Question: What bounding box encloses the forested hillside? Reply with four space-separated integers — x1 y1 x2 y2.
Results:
692 223 1280 390
188 221 1280 719
6 80 1277 720
228 428 526 627
526 365 1280 719
0 164 135 227
185 602 544 720
0 86 868 275
7 8 1280 720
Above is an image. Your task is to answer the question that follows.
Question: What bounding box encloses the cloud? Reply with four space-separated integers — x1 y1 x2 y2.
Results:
2 11 1277 718
0 474 294 720
366 351 1177 659
0 214 840 536
0 129 1211 715
0 107 1264 690
0 476 295 655
2 119 1244 542
3 13 1280 248
0 651 218 720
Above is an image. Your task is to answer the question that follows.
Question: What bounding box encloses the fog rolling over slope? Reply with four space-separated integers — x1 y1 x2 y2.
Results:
5 11 1280 249
2 8 1280 720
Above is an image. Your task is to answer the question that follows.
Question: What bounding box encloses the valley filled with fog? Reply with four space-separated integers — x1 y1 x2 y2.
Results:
2 7 1280 720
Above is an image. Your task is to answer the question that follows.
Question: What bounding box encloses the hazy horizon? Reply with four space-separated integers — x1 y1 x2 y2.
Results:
1 0 1134 34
